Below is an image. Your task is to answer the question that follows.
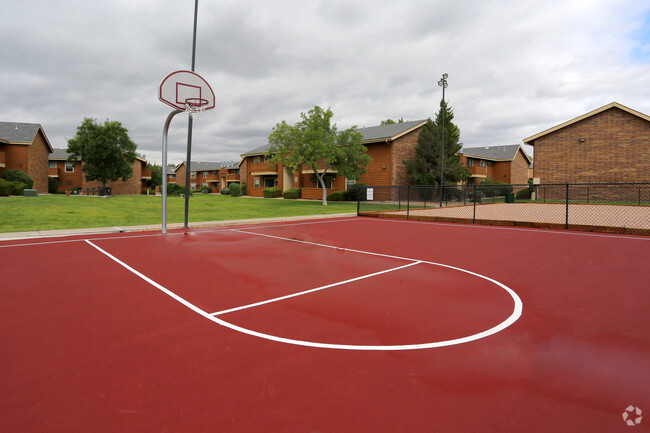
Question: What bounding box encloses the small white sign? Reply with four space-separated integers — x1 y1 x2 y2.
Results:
367 188 373 200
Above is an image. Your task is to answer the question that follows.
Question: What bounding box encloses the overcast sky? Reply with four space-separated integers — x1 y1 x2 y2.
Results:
2 0 649 165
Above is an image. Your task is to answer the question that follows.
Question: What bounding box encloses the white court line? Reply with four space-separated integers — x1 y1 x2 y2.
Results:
84 232 523 351
211 261 422 316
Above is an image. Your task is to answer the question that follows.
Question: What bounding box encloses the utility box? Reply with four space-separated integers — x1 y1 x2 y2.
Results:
505 192 515 203
23 189 38 197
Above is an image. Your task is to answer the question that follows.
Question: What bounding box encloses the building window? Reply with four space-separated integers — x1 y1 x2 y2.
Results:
65 161 74 172
467 159 473 167
264 177 276 188
191 183 197 190
317 175 333 189
480 160 488 167
254 177 260 188
254 156 261 164
48 161 57 169
191 172 197 179
203 172 208 178
169 174 176 179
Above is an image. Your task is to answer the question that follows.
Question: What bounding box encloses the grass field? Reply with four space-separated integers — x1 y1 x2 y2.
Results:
0 194 358 233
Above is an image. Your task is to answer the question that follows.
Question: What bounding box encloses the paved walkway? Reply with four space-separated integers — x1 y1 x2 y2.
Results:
0 213 357 241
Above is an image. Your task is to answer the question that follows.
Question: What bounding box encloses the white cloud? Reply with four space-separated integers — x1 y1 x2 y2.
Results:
1 0 648 164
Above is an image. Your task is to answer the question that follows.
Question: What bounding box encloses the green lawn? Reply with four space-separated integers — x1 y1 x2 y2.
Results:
0 194 358 233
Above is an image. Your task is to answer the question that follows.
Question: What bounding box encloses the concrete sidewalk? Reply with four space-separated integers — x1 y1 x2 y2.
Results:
0 213 357 241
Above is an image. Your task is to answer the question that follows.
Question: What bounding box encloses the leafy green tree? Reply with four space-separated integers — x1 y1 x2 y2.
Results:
146 163 163 189
380 118 404 125
267 106 371 206
66 117 138 188
404 100 469 187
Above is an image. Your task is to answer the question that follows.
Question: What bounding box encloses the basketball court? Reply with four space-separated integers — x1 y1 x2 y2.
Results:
1 217 648 432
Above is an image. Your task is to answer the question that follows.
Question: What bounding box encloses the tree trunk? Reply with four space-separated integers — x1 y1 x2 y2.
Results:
315 172 328 206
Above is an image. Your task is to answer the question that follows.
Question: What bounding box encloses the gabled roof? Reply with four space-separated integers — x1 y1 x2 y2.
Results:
49 148 75 160
0 121 53 152
357 119 427 143
241 144 270 157
240 119 428 157
523 102 650 145
461 144 532 164
175 160 237 172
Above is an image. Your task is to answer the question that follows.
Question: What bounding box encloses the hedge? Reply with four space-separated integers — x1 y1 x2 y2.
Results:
282 187 301 199
229 183 242 197
345 183 367 201
327 191 346 201
515 188 533 199
11 181 27 195
1 169 33 189
240 183 247 196
221 188 230 195
0 178 12 196
166 182 184 196
263 187 282 198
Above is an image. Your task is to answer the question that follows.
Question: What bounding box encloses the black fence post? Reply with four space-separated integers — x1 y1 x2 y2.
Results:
356 186 361 215
565 183 569 230
407 185 410 219
473 184 477 223
398 186 402 210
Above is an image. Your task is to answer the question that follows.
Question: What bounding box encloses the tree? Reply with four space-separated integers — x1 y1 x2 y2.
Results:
267 106 371 206
66 117 138 188
380 118 405 125
147 163 163 189
404 100 469 188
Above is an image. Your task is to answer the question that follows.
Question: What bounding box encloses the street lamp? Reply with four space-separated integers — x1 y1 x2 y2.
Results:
438 73 448 207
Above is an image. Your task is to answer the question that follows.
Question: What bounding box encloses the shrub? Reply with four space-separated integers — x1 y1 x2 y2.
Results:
11 181 27 195
221 188 230 195
48 177 59 194
516 188 532 199
345 183 367 201
229 183 242 197
240 183 247 196
0 178 12 196
166 182 184 196
282 187 301 199
327 190 346 201
478 179 513 197
1 169 33 189
263 187 282 198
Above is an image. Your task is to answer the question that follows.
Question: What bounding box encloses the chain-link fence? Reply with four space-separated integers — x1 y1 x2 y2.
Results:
357 183 650 235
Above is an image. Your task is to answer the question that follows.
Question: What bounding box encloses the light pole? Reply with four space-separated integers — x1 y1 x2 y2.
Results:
438 73 448 207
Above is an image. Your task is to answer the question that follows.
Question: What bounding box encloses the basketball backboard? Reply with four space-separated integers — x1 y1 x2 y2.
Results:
159 70 215 112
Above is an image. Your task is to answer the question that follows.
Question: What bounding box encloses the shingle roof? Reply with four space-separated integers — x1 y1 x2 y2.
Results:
356 120 427 142
523 102 650 145
176 160 239 172
0 122 53 152
240 119 428 157
461 144 531 164
49 148 74 160
241 144 270 157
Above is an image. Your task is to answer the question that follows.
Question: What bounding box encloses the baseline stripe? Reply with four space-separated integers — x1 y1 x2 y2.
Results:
211 261 422 316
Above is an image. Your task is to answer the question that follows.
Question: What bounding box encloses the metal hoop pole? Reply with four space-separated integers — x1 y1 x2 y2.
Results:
162 109 182 235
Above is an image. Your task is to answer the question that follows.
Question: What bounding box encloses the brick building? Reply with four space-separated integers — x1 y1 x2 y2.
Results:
172 161 239 191
523 102 650 183
239 120 428 198
0 122 53 193
459 144 532 185
49 148 151 194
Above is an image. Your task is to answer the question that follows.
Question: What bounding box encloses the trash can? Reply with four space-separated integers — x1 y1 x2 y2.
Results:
98 186 112 197
505 192 515 203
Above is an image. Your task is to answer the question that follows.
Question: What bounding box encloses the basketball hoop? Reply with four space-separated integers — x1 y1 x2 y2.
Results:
185 97 209 120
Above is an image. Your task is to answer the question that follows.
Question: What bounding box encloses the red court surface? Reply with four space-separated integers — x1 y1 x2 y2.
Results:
1 217 648 432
